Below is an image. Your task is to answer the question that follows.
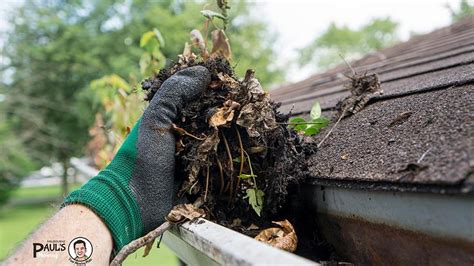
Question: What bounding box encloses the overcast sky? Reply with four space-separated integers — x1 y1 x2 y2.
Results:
254 0 466 82
0 0 468 84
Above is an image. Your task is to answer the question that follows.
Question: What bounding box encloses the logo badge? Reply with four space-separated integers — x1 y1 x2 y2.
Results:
68 237 93 264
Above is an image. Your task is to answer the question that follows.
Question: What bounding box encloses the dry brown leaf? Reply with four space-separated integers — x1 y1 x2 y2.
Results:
211 29 232 60
231 218 242 227
190 29 209 59
209 80 222 89
182 129 220 195
247 224 259 230
236 101 277 137
166 204 206 224
142 239 155 257
209 100 241 127
236 77 277 137
175 138 185 154
254 219 297 252
246 76 266 102
217 72 240 89
178 42 196 64
209 108 234 127
250 146 266 154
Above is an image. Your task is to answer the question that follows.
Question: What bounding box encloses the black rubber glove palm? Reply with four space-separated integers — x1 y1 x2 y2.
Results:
64 66 211 252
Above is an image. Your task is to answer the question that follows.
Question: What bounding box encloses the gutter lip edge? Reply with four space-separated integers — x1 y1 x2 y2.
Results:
306 177 474 195
309 185 474 242
165 218 319 266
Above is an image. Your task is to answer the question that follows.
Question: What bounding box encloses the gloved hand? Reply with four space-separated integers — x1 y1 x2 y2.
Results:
63 66 211 253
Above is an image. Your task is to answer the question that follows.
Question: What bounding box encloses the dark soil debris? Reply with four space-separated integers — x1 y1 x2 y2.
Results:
142 57 316 234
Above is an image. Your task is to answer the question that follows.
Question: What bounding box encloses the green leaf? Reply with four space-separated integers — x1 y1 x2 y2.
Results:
288 117 307 131
232 156 242 163
303 117 330 136
139 53 152 76
140 30 164 55
244 188 265 216
200 10 226 21
140 31 155 48
151 46 164 60
289 117 305 126
238 173 257 179
304 126 320 136
153 28 165 47
310 117 330 127
310 102 322 120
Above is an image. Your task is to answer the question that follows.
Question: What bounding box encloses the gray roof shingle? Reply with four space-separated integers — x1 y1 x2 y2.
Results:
271 16 474 192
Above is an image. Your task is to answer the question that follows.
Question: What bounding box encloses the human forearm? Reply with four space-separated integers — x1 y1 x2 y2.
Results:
5 204 112 266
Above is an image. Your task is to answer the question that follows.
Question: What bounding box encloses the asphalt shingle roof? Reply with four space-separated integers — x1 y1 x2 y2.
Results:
271 16 474 193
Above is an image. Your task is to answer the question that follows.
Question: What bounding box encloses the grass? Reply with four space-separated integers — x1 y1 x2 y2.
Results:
11 183 82 200
0 203 54 260
0 185 179 266
123 245 178 266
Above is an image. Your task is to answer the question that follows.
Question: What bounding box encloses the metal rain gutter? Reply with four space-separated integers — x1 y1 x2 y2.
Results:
307 185 474 264
163 218 318 266
70 160 317 265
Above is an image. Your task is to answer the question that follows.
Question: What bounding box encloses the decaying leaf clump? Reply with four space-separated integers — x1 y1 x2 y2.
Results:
255 219 298 252
336 72 382 118
142 57 316 239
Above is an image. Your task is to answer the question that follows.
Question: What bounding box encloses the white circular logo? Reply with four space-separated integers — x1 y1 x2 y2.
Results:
68 237 93 264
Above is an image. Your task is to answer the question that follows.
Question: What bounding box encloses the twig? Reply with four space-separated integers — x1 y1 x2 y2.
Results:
203 19 210 50
204 164 210 202
110 221 171 266
221 132 234 199
339 53 356 76
156 234 164 248
235 128 245 200
209 18 221 31
417 147 432 163
279 121 329 126
171 123 206 140
243 150 258 189
317 113 344 148
216 158 225 195
189 181 199 194
217 0 230 30
224 181 230 193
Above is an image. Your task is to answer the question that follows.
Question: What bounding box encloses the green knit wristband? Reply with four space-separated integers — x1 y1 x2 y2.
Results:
63 119 144 253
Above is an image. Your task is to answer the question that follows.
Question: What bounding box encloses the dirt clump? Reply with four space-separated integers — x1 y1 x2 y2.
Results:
142 57 316 233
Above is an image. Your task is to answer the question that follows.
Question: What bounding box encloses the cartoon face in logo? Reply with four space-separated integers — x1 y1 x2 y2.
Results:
74 240 87 260
68 237 93 264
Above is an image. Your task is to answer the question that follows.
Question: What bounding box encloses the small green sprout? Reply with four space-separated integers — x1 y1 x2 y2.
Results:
288 102 329 136
237 151 264 216
244 188 264 216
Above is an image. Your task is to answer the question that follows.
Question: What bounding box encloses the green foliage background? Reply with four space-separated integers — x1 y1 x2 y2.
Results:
448 0 474 21
298 17 399 70
0 0 283 203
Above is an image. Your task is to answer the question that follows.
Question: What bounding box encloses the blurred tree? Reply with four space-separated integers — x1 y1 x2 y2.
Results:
447 0 474 21
0 87 37 205
2 0 281 195
2 0 131 196
298 17 399 70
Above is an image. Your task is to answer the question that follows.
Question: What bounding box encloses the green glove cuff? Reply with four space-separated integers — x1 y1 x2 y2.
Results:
63 118 144 253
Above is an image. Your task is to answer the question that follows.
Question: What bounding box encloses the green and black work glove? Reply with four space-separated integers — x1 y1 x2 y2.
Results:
63 66 211 252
